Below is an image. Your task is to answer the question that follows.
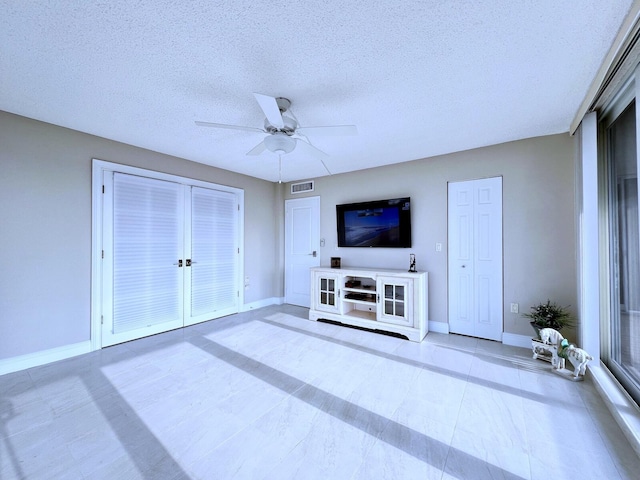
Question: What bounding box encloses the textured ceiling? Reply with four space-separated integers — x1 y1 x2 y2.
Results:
0 1 633 182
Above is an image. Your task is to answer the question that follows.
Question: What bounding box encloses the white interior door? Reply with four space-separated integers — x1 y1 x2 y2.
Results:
103 173 185 346
185 186 240 326
285 196 320 307
98 165 242 347
448 177 503 341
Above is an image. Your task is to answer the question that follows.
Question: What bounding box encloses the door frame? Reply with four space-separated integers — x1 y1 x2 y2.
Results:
91 159 244 351
284 196 321 307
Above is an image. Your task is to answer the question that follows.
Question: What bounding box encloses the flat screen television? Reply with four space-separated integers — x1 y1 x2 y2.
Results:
336 197 411 248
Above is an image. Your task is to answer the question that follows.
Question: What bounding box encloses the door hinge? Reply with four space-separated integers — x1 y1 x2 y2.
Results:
237 247 240 254
101 250 104 259
102 185 105 194
101 315 104 325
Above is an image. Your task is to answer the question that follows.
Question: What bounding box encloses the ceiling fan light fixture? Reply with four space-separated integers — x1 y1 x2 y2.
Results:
264 133 296 154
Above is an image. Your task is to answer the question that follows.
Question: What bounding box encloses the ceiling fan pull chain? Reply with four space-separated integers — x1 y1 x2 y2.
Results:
278 154 282 184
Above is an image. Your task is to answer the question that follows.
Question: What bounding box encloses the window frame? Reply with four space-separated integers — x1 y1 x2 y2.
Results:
599 73 640 405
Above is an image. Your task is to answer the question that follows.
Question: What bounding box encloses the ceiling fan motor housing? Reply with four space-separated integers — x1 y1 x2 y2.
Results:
265 115 297 135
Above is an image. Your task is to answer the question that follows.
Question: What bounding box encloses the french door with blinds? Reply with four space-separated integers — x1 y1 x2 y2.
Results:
97 164 242 347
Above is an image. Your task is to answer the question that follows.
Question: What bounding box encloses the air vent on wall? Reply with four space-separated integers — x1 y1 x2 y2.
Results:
291 181 314 194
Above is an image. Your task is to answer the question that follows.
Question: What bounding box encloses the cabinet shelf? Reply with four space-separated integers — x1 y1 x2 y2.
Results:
344 309 377 321
343 287 375 294
343 292 376 303
343 299 376 307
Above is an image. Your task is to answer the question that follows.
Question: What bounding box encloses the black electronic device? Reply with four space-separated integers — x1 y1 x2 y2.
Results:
336 197 411 248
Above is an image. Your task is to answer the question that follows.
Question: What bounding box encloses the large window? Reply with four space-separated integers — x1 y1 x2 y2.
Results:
604 95 640 403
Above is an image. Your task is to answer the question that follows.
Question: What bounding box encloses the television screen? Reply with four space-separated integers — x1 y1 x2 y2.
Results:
336 198 411 248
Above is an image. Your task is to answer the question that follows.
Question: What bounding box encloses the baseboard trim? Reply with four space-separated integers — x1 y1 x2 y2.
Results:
501 332 533 348
0 341 92 376
428 321 450 334
427 324 533 348
242 297 283 312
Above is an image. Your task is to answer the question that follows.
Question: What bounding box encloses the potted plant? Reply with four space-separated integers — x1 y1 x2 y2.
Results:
523 300 573 338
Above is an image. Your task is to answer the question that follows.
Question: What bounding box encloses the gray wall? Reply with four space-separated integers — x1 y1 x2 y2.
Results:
0 111 280 360
284 133 577 339
0 108 577 361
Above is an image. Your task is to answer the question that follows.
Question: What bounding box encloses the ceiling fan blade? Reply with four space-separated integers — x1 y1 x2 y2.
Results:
253 93 284 128
296 125 358 136
246 140 267 156
293 139 332 175
293 138 328 159
195 121 264 133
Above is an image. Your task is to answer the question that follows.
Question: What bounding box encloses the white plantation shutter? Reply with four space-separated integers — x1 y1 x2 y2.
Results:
190 186 238 316
96 160 243 347
112 173 183 334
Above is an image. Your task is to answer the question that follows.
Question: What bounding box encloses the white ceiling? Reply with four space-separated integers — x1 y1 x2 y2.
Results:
0 1 633 183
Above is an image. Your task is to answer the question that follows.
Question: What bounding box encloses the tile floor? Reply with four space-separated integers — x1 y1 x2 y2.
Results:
1 304 639 479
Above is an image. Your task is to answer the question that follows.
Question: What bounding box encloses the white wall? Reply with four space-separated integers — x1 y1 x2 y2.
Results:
0 111 280 360
284 133 577 339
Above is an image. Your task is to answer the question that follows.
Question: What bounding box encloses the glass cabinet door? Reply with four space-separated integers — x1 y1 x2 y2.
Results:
377 276 412 325
320 277 336 306
384 283 405 317
314 272 341 313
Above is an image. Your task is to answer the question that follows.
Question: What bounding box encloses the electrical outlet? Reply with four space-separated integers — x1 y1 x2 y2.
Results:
436 243 442 252
510 303 519 314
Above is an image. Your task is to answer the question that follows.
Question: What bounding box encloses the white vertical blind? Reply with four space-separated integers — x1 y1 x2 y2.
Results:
113 173 183 334
190 187 238 316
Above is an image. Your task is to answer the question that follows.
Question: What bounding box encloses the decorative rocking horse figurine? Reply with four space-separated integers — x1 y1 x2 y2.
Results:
537 328 565 370
558 339 593 378
539 327 564 346
531 326 592 380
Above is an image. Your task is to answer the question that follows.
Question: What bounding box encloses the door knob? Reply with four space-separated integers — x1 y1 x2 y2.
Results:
309 251 317 257
461 265 466 268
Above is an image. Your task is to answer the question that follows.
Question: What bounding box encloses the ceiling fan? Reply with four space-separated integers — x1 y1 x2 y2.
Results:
195 93 357 182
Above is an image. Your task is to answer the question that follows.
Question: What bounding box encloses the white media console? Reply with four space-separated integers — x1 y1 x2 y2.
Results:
309 267 428 342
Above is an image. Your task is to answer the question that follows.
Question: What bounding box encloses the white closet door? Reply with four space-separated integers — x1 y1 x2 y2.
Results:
448 177 503 341
185 186 239 325
103 173 184 346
